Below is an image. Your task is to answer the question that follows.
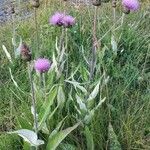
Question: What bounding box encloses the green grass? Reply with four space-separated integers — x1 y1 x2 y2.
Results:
0 1 150 149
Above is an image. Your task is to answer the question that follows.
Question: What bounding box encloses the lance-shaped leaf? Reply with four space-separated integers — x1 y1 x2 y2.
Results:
57 86 65 106
84 126 94 150
111 35 118 55
46 122 80 150
49 117 67 139
87 80 100 109
65 80 87 93
15 37 22 57
8 129 44 147
108 123 122 150
38 87 57 130
84 97 106 124
2 45 12 64
76 94 87 113
9 67 18 88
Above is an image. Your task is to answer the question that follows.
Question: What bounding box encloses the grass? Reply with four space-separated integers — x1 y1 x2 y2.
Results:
0 0 150 149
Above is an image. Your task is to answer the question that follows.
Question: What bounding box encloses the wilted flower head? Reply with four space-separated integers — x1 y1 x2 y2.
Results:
122 0 140 11
50 12 75 28
20 43 32 61
62 15 75 28
34 58 51 73
50 12 65 26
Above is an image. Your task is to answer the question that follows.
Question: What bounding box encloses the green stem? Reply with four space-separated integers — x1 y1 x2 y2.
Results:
40 72 46 99
12 14 16 57
27 62 38 150
34 8 39 57
90 6 98 81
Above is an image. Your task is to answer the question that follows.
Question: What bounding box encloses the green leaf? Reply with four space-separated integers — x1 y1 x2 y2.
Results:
84 126 94 150
108 123 122 150
57 86 65 107
87 81 100 109
84 97 106 124
46 122 80 150
38 87 57 130
49 117 67 139
58 143 77 150
111 35 118 55
65 80 87 94
17 116 32 130
2 45 12 64
23 142 31 150
76 94 87 113
8 129 44 146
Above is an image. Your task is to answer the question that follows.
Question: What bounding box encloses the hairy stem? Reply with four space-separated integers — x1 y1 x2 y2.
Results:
28 62 38 146
40 72 46 99
34 8 39 57
90 6 98 80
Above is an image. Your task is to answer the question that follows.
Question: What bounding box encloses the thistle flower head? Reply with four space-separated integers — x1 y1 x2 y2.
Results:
50 12 65 26
122 0 140 11
34 58 51 73
50 12 75 28
62 15 75 28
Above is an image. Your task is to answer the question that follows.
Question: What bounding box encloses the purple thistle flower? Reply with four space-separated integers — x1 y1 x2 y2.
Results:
62 15 75 28
122 0 140 11
34 58 51 73
50 12 65 26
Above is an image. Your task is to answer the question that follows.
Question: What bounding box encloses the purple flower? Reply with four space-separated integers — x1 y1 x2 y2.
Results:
49 12 75 28
62 15 75 28
50 12 65 26
34 58 51 73
122 0 140 11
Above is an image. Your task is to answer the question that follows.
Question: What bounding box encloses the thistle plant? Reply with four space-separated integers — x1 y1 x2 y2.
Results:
49 12 75 78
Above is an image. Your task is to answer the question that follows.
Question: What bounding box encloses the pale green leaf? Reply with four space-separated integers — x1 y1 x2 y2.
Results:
38 87 57 130
57 86 65 106
85 126 94 150
46 122 80 150
2 45 13 64
76 94 87 112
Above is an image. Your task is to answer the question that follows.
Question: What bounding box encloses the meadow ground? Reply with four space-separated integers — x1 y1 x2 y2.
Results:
0 0 150 150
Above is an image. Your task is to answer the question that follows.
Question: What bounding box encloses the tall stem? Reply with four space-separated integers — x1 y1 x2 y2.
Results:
59 27 66 56
34 8 39 57
28 62 38 144
57 27 66 77
90 6 98 80
12 14 16 57
40 72 46 99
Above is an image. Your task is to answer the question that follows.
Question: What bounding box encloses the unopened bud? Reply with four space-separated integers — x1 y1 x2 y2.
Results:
92 0 101 6
31 0 40 8
8 5 15 14
112 0 117 8
123 7 130 14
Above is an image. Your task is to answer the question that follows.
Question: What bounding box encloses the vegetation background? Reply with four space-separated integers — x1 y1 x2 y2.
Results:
0 0 149 149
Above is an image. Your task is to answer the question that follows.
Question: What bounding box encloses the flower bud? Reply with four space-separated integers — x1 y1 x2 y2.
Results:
31 0 40 8
92 0 101 6
112 0 117 8
8 4 15 14
123 7 130 14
